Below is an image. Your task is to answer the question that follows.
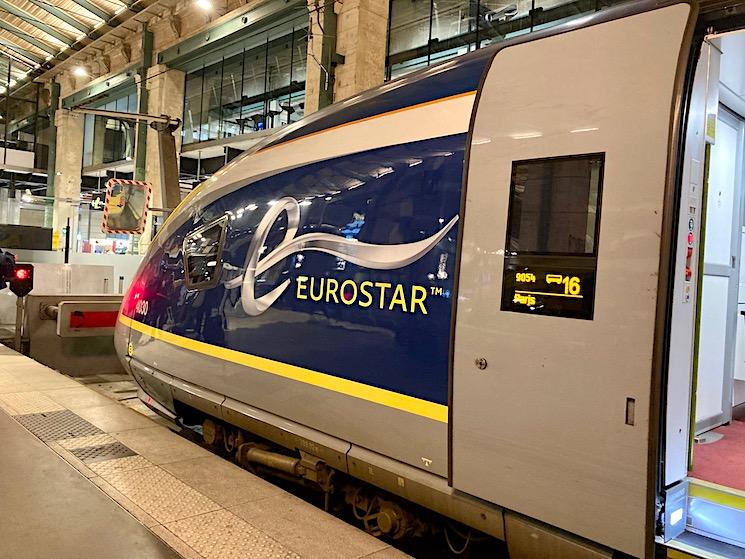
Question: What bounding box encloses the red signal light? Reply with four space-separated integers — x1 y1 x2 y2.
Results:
9 264 34 297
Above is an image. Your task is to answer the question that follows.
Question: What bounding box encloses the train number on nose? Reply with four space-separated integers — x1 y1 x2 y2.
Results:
135 299 149 316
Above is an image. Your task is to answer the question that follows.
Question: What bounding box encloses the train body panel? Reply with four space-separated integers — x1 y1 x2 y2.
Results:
115 1 713 557
452 6 692 557
122 88 479 475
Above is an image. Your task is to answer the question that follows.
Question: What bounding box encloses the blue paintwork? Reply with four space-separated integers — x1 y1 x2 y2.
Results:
128 134 467 405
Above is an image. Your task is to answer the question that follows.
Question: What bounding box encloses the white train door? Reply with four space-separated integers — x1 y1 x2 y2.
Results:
451 4 694 558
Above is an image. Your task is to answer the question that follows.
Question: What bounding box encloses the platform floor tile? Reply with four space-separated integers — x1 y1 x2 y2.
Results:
232 493 391 559
103 464 222 524
0 390 65 415
165 509 301 559
88 454 153 476
58 432 118 450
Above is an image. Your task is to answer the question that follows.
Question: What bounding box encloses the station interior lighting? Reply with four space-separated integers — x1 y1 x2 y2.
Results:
73 66 88 77
195 0 212 10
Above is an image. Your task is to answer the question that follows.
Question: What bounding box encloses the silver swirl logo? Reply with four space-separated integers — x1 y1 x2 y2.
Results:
225 197 458 316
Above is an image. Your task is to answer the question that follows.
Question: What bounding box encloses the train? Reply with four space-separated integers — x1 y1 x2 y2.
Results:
114 1 745 557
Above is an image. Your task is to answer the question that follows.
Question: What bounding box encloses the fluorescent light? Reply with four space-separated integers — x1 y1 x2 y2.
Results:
195 0 212 10
72 66 87 77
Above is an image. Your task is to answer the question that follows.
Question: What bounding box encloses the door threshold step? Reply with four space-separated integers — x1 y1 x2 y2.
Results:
684 479 745 551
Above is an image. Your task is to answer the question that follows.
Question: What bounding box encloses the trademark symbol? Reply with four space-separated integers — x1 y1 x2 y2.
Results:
430 286 443 296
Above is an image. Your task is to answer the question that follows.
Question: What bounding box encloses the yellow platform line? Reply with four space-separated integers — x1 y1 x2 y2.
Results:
119 314 449 423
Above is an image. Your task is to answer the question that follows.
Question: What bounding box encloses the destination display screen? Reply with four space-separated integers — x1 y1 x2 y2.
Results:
500 259 597 320
500 153 604 321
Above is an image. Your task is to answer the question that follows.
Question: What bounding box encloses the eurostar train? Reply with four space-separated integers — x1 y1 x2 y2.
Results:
116 1 745 557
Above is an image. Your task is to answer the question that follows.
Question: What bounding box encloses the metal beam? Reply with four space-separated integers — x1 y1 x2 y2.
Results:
67 0 111 22
0 0 75 46
0 39 44 65
72 107 178 125
61 63 137 108
134 29 152 181
27 0 93 35
0 20 58 56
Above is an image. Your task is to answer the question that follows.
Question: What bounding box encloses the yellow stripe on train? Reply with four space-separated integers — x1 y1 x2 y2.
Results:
119 314 449 423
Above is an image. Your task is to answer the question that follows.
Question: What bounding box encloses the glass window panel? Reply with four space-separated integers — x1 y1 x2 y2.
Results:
390 56 429 79
286 30 307 125
184 69 204 144
265 35 294 131
220 53 243 139
83 114 95 166
431 0 474 43
115 95 128 112
184 216 228 289
506 154 603 255
388 0 432 56
242 42 268 133
201 63 222 141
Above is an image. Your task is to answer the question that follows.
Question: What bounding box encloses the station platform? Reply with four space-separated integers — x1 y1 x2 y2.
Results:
0 345 409 559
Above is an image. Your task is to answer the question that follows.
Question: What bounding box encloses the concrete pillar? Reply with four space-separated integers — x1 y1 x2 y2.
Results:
304 0 328 115
52 109 84 253
334 0 389 102
139 64 185 251
304 0 388 115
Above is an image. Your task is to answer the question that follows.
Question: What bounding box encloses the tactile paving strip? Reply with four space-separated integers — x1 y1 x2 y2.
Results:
58 433 118 450
69 442 137 464
0 391 65 415
88 455 153 477
104 465 222 524
15 409 104 441
166 509 301 559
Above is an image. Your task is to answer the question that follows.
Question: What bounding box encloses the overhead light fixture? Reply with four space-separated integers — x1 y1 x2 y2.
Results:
72 66 88 77
195 0 212 10
21 189 34 203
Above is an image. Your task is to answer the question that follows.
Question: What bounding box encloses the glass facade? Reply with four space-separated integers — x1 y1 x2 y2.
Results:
183 25 308 145
1 54 49 169
386 0 621 78
82 90 139 168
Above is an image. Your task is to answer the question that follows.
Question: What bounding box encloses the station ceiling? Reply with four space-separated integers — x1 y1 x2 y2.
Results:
0 0 163 90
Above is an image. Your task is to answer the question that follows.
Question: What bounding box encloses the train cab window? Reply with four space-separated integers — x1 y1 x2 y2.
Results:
501 154 604 320
183 216 229 290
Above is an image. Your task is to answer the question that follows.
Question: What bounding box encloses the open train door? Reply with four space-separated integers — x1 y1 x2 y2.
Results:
451 2 695 557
